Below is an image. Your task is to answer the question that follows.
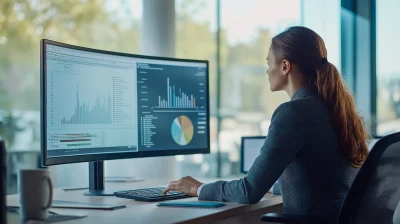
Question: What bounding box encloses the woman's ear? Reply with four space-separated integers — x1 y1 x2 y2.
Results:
281 59 291 75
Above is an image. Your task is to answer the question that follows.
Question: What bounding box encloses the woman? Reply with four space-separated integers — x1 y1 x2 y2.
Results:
163 26 369 221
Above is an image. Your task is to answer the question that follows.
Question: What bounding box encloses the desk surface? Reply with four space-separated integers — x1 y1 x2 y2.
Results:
7 178 282 224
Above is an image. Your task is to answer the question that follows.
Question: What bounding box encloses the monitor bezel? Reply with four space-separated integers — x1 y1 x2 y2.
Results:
240 136 266 173
41 39 210 166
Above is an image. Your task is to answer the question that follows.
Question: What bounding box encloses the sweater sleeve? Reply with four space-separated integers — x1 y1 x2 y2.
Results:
198 102 306 204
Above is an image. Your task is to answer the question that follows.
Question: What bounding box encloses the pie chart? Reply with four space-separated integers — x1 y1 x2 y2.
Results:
171 115 194 146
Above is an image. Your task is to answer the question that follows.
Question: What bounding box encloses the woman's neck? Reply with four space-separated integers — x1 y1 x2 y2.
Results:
285 75 308 98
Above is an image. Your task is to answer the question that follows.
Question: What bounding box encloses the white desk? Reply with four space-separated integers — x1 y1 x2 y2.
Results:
7 179 283 224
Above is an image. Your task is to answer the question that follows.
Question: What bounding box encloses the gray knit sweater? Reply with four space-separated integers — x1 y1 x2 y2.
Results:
198 85 359 221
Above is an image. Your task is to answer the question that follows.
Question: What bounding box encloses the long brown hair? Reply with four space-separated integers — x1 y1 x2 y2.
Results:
271 26 368 167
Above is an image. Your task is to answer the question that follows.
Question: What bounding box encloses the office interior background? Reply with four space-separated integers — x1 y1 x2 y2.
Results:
0 0 399 194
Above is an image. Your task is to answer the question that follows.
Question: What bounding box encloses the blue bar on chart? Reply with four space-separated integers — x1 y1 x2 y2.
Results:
158 77 197 108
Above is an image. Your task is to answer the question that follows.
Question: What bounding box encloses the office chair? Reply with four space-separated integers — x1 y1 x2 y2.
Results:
395 200 400 224
261 132 400 224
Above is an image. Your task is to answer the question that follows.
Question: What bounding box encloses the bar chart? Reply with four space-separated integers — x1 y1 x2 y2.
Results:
157 78 197 108
61 85 112 124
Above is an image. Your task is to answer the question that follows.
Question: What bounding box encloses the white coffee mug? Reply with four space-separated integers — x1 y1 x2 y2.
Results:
18 169 53 221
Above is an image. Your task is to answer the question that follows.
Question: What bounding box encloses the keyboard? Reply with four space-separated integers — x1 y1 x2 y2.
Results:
114 187 192 202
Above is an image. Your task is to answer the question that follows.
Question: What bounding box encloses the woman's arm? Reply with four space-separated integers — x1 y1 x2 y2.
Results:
199 102 306 204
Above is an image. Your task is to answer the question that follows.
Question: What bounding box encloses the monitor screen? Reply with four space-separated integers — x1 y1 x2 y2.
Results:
241 136 266 173
41 40 209 165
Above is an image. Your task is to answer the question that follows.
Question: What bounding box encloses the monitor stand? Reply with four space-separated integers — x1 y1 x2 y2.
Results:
83 161 115 196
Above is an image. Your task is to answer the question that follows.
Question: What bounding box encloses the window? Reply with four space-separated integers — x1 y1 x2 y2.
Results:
174 0 218 177
0 0 141 150
0 0 142 192
376 0 400 135
219 0 301 176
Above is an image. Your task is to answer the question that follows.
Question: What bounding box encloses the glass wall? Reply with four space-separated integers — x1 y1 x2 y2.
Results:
218 0 301 176
174 0 218 177
0 0 142 192
302 0 341 70
376 0 400 136
0 0 142 150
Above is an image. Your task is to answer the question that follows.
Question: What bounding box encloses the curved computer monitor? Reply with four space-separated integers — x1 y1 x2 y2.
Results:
40 39 210 167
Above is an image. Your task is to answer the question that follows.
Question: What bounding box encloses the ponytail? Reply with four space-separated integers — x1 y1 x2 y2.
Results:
315 62 368 167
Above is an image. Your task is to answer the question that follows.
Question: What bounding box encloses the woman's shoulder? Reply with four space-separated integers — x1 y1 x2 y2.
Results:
275 97 317 112
271 101 305 123
273 96 327 120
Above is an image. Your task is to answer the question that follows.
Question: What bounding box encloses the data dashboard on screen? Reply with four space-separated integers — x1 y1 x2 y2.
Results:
45 44 208 158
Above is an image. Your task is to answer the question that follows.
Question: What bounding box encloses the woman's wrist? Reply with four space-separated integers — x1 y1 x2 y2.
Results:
196 184 205 196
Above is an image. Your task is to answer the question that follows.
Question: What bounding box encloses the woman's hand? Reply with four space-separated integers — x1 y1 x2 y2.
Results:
163 176 203 196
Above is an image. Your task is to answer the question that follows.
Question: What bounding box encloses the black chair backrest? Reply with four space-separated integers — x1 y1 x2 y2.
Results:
1 140 5 224
338 132 400 224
